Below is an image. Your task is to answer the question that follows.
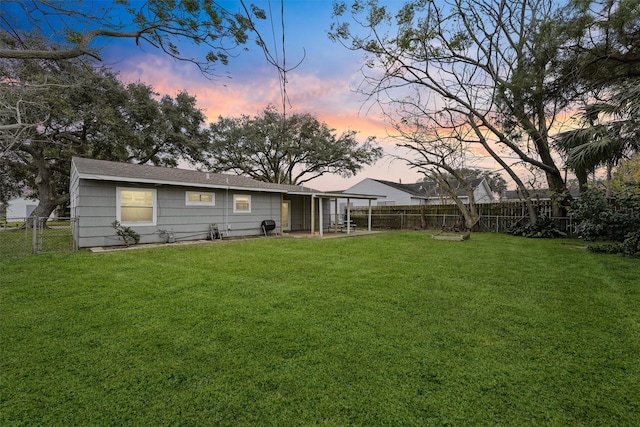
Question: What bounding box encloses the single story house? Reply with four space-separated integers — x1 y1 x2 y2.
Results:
70 157 376 248
336 178 494 208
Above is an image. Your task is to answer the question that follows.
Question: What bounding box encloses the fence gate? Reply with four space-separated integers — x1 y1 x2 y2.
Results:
34 217 77 255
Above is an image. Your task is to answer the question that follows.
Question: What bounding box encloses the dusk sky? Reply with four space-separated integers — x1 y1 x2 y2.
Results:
98 0 424 191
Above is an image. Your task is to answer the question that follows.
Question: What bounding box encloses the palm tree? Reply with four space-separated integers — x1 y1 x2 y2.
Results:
555 84 640 197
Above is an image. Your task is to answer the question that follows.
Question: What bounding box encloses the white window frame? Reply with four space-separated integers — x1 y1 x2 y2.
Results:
185 191 215 206
233 194 251 213
116 187 157 226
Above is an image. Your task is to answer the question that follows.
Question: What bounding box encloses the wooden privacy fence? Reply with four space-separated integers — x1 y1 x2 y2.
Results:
347 200 576 234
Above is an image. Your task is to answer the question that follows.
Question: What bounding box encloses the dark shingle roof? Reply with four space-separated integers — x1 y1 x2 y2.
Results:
72 157 318 194
371 179 427 198
373 178 485 198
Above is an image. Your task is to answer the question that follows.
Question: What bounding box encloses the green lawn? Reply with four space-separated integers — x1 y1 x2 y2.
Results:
1 232 639 425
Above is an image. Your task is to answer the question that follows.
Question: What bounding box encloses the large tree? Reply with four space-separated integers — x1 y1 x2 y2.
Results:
0 0 265 75
389 110 482 229
555 87 640 197
552 0 640 96
0 52 210 219
551 1 640 196
208 106 383 185
330 0 577 222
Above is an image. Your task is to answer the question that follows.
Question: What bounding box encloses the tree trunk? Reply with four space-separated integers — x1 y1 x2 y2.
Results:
461 203 480 231
545 170 570 218
606 163 613 198
576 169 589 193
437 177 480 231
475 131 539 224
25 148 70 228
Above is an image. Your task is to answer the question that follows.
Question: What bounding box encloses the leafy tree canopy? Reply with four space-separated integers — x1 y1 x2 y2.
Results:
0 0 266 76
551 1 640 195
612 153 640 193
0 45 210 216
208 106 383 185
553 0 640 95
330 0 571 221
330 0 640 224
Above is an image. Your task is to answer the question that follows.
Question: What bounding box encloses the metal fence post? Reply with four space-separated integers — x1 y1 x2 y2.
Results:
32 217 37 254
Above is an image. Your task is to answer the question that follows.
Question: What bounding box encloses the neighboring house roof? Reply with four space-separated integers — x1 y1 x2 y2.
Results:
72 157 318 194
368 178 488 200
370 179 429 199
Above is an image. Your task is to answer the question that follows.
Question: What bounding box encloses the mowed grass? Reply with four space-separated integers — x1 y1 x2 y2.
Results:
1 232 639 425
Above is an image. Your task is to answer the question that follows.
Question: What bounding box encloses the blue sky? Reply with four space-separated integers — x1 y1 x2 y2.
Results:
96 0 421 190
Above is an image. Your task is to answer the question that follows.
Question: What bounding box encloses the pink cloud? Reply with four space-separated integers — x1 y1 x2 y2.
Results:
109 53 428 190
116 53 392 141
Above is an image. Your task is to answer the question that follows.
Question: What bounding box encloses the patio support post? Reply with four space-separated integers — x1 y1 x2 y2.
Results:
32 217 37 254
334 198 339 233
347 198 351 234
319 197 324 237
368 199 372 231
310 195 315 235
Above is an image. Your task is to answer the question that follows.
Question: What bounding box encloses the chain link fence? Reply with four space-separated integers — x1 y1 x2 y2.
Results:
0 217 77 258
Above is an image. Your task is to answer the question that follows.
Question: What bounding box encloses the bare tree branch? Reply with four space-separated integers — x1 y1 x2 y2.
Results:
0 1 266 77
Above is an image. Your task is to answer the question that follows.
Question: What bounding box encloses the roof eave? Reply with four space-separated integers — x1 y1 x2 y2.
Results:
311 192 378 200
77 173 287 194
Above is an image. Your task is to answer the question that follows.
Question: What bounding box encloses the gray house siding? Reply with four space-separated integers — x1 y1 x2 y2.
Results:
70 157 345 248
74 180 283 248
224 191 282 237
70 162 80 220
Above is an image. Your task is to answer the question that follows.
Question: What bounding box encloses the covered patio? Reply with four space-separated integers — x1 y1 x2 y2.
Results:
304 191 378 237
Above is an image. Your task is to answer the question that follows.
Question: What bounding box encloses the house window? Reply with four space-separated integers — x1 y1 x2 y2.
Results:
186 191 215 206
233 195 251 213
117 188 157 225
